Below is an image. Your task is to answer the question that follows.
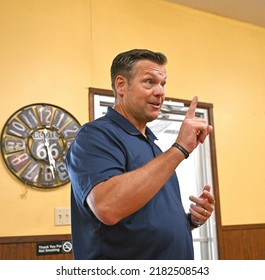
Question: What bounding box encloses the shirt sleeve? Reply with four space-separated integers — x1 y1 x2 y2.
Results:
66 123 126 206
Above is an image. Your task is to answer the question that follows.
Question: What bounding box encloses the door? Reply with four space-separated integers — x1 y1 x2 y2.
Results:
89 88 220 260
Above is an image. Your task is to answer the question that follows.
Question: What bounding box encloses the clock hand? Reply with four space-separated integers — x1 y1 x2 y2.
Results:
43 129 56 178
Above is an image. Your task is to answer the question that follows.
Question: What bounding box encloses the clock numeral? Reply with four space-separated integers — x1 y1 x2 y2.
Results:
40 165 57 186
4 137 26 154
46 142 61 159
21 162 40 183
61 121 80 138
18 108 39 129
52 109 70 130
7 152 31 172
37 105 53 126
35 142 48 160
7 119 29 138
56 161 69 182
31 140 62 161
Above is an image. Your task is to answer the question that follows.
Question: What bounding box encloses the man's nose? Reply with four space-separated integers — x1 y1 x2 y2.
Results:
154 84 165 95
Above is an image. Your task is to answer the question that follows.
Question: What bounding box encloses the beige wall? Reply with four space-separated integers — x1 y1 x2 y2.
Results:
1 0 265 237
0 0 91 236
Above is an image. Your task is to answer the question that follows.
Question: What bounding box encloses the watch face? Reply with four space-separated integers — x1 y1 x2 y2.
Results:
1 103 81 189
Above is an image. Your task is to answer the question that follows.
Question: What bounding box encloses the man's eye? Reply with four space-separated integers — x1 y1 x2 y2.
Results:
147 80 153 84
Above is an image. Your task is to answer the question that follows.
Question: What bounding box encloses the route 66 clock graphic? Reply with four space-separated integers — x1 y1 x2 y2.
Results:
1 103 81 189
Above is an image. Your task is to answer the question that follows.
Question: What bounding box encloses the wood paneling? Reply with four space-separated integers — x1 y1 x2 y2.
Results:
218 224 265 259
0 234 72 260
0 226 264 259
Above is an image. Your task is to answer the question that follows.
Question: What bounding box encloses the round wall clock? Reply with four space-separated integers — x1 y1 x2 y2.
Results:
1 103 81 189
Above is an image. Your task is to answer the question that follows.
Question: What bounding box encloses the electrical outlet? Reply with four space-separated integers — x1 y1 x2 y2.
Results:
54 208 71 226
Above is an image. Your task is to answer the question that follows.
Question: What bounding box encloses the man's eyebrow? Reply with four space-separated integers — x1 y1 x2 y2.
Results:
143 71 167 78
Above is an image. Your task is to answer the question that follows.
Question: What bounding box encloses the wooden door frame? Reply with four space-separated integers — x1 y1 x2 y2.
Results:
88 87 222 259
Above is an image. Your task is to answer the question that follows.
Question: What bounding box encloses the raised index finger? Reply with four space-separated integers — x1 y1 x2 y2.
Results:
185 95 198 119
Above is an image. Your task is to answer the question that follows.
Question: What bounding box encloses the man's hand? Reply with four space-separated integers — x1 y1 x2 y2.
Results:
176 96 213 153
189 185 215 226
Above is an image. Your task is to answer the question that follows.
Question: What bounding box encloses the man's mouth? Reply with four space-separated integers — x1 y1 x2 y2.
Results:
149 102 161 109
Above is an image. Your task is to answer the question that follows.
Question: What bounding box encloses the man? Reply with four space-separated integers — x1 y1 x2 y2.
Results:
66 49 215 259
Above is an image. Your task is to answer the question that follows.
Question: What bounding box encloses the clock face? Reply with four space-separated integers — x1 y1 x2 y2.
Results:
1 103 81 189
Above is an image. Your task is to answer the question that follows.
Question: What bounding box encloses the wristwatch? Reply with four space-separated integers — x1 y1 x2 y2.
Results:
1 103 81 189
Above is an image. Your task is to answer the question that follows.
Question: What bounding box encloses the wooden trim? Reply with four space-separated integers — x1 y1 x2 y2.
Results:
88 87 114 121
0 234 72 260
207 105 222 258
0 234 71 244
222 223 265 231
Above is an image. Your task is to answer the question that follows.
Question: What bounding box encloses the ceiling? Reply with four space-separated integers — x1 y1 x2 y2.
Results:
168 0 265 28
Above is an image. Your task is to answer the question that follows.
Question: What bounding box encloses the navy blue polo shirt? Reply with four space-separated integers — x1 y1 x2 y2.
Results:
66 107 194 260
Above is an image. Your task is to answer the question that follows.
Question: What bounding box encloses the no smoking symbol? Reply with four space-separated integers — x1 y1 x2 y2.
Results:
62 241 72 253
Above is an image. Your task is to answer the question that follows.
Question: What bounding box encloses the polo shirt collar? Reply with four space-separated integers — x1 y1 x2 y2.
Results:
106 107 157 142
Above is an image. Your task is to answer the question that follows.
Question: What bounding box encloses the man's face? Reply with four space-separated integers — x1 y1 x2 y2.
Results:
117 59 167 126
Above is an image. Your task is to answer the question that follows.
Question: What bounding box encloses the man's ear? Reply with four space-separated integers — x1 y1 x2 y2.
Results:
115 76 127 96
